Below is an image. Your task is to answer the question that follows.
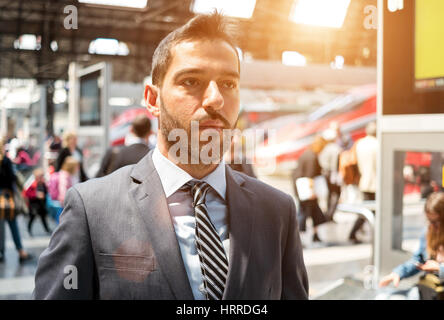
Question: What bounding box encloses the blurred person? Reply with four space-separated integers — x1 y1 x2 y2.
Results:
291 135 328 243
55 131 88 183
96 114 152 178
49 156 79 207
318 128 342 222
0 138 33 264
14 145 40 167
379 192 444 292
8 136 20 160
348 121 377 244
48 134 62 153
418 166 436 199
338 143 361 204
25 168 52 236
33 12 308 300
330 121 353 151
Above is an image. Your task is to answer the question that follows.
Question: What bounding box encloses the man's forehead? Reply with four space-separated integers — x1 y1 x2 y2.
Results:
168 39 239 72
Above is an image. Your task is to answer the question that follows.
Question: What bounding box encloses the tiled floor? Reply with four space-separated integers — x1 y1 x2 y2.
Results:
0 215 53 300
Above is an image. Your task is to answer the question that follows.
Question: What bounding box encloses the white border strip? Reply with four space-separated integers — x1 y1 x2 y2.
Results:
381 114 444 132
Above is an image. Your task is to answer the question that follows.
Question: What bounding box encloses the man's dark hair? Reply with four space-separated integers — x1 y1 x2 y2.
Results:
151 11 239 86
132 114 152 138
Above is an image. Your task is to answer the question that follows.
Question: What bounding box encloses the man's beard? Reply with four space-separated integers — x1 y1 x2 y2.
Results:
159 94 237 165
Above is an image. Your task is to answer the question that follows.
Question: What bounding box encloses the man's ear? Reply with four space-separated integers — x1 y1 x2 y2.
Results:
144 84 160 117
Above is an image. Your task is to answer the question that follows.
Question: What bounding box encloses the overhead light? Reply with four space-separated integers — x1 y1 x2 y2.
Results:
13 34 41 50
289 0 351 28
330 55 345 69
109 97 133 107
88 38 129 56
78 0 148 9
191 0 256 19
50 40 58 52
282 51 307 66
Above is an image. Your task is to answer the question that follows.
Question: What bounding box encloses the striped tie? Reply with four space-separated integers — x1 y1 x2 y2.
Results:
185 180 228 300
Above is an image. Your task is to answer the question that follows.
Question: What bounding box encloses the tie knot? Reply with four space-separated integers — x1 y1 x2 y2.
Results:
182 180 211 207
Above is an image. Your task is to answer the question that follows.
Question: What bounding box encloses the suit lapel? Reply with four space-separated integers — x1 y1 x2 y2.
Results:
128 151 194 300
223 167 256 300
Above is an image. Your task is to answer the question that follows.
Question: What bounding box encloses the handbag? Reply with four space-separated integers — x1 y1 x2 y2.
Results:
417 273 444 300
0 189 16 220
295 175 329 201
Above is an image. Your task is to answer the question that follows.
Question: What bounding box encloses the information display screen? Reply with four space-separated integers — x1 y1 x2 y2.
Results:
414 0 444 91
382 0 444 115
79 70 101 126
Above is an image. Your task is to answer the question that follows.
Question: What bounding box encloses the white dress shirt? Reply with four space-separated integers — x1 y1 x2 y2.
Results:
152 147 229 300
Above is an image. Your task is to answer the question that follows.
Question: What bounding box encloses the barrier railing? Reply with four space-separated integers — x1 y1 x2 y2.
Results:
336 200 375 265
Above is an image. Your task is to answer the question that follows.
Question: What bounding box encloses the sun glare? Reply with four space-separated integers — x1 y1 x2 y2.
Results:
191 0 256 19
78 0 148 9
289 0 351 28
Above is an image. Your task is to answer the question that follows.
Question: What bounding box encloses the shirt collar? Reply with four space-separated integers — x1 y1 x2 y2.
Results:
152 147 226 200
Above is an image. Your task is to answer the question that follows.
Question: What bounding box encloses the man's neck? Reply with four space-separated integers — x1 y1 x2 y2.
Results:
157 142 220 180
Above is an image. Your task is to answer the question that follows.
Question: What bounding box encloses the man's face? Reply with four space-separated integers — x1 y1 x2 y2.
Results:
157 39 240 157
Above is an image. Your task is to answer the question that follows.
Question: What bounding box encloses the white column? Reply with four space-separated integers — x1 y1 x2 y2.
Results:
0 103 7 138
39 84 47 169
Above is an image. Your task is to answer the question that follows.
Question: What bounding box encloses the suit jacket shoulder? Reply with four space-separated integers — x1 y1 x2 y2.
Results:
227 167 296 224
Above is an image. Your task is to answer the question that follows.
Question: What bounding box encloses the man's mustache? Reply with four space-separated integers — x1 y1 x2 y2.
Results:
195 112 231 129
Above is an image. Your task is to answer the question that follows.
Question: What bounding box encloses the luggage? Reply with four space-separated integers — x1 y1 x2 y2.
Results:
417 273 444 300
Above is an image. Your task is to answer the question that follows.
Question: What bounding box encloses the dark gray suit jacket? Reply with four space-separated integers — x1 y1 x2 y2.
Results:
33 151 308 299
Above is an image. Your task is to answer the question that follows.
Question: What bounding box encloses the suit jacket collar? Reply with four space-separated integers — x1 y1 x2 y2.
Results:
223 166 256 299
129 151 256 300
129 150 194 300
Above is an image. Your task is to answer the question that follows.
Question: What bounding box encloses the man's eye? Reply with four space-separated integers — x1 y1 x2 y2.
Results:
222 81 237 89
182 78 199 86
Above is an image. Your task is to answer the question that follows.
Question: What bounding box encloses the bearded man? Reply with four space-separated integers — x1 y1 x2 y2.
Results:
33 12 308 300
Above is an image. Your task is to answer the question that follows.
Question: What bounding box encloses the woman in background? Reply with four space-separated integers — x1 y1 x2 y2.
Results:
291 135 328 243
379 192 444 288
0 138 32 263
55 131 88 183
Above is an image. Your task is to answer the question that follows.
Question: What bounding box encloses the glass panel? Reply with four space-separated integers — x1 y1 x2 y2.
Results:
394 150 444 253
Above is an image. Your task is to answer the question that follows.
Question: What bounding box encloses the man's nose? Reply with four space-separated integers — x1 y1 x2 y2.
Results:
202 80 224 111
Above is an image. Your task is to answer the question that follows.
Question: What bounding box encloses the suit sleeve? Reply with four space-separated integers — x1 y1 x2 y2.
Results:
33 187 96 299
281 196 309 300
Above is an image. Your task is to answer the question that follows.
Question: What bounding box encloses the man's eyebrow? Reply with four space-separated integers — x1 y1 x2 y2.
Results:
173 68 240 80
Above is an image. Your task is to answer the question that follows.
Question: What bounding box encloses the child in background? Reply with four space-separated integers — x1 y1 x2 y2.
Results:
25 168 52 236
57 156 79 206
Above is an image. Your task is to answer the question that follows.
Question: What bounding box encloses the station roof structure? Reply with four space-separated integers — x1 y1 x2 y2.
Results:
0 0 377 83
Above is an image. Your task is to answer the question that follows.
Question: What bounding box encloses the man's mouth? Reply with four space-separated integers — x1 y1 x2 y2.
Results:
199 120 225 129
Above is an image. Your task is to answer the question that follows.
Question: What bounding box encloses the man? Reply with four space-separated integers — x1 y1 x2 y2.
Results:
33 12 308 300
318 128 342 222
348 121 377 244
96 114 152 177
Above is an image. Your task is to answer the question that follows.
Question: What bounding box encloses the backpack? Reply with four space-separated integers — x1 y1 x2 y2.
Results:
339 143 361 185
48 172 60 201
